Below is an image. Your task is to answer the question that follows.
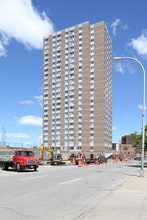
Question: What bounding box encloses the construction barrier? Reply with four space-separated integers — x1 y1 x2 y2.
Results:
77 158 82 167
71 157 76 165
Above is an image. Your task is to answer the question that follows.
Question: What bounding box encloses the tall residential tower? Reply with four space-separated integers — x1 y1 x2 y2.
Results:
42 21 112 158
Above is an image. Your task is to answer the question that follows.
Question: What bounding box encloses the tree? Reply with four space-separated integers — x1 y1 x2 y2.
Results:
130 125 147 151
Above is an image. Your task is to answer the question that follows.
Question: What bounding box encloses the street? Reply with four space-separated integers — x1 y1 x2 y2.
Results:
0 161 140 220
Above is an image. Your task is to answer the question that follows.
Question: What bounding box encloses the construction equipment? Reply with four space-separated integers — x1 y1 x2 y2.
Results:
39 145 54 160
39 145 65 165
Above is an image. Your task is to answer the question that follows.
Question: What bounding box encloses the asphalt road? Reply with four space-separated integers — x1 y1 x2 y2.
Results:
0 161 140 220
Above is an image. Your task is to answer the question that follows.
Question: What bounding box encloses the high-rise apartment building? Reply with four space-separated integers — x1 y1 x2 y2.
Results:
42 21 112 158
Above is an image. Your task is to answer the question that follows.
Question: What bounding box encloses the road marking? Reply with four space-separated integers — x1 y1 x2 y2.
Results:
60 178 82 185
19 175 47 181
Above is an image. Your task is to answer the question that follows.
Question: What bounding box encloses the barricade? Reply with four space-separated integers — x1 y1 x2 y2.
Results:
77 158 82 167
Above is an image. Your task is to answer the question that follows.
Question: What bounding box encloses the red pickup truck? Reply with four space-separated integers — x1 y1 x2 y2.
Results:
0 149 39 172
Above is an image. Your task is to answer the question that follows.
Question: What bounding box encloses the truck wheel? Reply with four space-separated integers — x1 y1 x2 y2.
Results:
34 167 37 172
2 164 9 171
16 163 21 172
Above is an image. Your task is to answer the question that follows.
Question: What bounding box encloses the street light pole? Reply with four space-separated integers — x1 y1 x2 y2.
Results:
113 56 146 177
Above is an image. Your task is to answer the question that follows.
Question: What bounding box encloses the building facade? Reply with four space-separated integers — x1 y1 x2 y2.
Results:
42 21 112 158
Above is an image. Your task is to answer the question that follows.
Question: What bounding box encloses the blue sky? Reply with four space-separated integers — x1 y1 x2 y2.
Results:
0 0 147 147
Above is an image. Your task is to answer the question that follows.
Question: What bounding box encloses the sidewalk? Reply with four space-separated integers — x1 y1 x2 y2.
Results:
84 168 147 220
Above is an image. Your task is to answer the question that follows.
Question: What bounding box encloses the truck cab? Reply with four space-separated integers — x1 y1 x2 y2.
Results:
13 150 39 171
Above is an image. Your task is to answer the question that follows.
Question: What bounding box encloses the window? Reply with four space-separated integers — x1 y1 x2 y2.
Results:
17 151 34 157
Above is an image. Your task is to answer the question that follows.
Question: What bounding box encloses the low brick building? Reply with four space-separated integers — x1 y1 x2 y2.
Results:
119 135 140 159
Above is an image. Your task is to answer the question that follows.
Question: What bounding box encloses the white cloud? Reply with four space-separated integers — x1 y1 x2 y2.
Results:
111 19 120 36
130 30 147 56
7 132 29 139
114 61 136 75
138 104 147 110
34 95 42 106
122 24 128 31
0 0 54 56
20 96 42 106
110 19 128 36
17 115 42 126
114 62 124 74
0 40 7 56
0 34 9 56
20 100 35 105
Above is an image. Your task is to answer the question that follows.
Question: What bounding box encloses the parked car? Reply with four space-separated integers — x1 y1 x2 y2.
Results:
134 154 141 161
